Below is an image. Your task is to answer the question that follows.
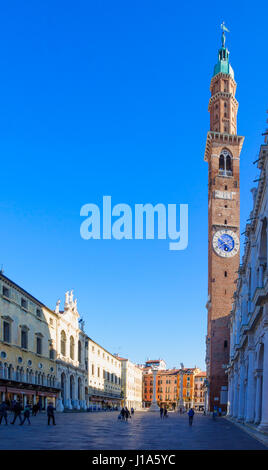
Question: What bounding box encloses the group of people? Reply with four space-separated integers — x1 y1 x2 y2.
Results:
119 406 134 421
159 407 168 419
0 399 56 426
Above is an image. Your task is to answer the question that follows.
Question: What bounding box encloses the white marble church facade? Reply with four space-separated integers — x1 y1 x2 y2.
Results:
227 132 268 432
55 291 88 411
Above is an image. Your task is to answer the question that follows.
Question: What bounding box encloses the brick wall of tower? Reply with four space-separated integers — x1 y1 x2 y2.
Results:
206 71 244 412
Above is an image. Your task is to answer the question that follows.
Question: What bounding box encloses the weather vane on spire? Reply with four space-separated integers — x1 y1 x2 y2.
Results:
221 21 230 48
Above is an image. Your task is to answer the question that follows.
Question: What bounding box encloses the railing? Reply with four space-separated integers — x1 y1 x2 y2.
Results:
219 169 232 177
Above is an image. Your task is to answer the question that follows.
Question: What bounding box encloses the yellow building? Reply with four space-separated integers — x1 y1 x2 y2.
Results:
0 272 60 408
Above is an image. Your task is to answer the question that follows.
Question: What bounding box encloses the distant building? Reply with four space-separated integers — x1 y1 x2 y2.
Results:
86 340 122 410
144 359 166 370
117 357 142 410
193 371 206 411
142 361 205 410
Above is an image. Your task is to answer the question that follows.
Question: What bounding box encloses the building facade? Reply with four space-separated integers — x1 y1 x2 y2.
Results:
86 338 122 409
227 129 268 432
193 371 206 411
0 273 60 409
118 357 142 410
142 363 205 410
55 291 88 411
205 29 244 412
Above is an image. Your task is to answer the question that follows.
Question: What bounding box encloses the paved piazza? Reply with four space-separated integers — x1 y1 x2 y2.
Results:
0 411 267 450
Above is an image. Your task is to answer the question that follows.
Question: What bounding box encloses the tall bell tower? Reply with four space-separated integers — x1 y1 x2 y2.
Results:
204 26 244 412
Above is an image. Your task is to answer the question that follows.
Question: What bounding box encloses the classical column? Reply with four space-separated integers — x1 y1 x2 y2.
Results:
232 372 239 418
65 373 72 409
23 394 27 407
238 361 245 421
73 376 80 410
258 327 268 432
245 346 255 423
254 370 262 424
148 368 159 412
227 374 233 416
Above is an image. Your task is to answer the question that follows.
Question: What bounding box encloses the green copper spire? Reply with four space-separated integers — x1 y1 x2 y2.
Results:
213 22 234 79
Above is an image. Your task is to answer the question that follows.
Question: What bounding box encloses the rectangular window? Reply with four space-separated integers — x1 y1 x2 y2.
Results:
21 298 28 309
92 364 94 375
36 337 42 355
2 286 10 298
36 308 42 318
97 367 100 378
49 349 55 360
21 330 28 349
3 321 10 343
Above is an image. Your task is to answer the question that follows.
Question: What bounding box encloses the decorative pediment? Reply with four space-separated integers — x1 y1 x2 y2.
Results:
1 315 14 322
35 332 44 338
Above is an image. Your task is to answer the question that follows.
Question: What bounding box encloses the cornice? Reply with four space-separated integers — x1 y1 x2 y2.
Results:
204 131 244 162
208 91 238 111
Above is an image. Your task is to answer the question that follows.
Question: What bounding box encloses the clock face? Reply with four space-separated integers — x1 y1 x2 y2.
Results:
212 229 239 258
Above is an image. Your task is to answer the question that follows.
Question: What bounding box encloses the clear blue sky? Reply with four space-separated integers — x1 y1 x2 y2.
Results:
0 1 267 370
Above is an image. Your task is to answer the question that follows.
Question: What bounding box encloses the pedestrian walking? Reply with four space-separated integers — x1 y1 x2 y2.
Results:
10 400 23 425
131 407 134 415
164 407 168 418
218 407 222 417
120 407 125 421
0 402 8 425
188 408 195 426
20 404 31 426
125 407 130 422
47 402 56 425
160 407 164 419
32 404 39 416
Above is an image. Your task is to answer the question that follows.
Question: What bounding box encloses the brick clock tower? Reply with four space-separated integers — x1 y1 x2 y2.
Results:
204 27 244 412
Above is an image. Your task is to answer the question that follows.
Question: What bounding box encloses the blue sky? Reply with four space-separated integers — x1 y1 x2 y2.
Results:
0 1 267 370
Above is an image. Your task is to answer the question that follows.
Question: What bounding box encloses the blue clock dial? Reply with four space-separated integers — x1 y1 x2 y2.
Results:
217 234 234 252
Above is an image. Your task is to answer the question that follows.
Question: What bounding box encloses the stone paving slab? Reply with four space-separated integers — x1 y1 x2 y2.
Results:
224 416 268 448
0 411 267 450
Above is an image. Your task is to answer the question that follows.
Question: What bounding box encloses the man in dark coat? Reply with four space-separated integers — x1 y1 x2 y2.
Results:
0 402 8 425
20 404 31 425
47 402 56 425
10 400 23 424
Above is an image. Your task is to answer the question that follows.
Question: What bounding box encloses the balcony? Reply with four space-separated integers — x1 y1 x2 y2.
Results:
219 169 232 177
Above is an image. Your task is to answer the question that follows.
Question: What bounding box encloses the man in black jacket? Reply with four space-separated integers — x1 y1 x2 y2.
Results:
0 402 8 425
11 400 23 424
47 402 56 425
